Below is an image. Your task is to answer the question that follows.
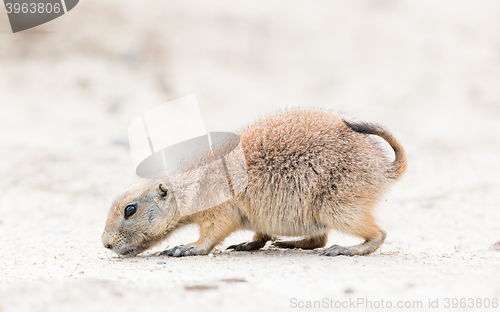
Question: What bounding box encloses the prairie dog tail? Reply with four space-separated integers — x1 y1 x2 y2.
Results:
343 120 408 179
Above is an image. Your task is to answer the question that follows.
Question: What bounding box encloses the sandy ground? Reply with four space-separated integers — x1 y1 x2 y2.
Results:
1 1 500 311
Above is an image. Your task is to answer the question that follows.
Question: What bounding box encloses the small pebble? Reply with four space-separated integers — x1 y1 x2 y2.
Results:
184 285 218 291
491 241 500 251
157 261 166 265
221 278 247 283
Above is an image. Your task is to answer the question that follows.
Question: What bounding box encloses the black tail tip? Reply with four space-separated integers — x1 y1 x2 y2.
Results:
343 120 381 135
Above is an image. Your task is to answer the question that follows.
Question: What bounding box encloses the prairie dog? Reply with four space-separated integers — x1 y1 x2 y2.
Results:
102 109 407 257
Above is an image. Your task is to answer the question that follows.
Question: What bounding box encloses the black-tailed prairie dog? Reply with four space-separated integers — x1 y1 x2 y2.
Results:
102 108 407 257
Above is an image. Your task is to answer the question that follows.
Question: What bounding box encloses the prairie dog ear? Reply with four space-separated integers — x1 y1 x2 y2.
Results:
157 183 169 197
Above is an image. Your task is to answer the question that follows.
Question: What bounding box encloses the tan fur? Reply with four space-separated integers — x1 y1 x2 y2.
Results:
102 108 407 257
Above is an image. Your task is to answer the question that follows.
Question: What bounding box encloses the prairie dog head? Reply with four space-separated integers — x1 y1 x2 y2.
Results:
101 179 181 256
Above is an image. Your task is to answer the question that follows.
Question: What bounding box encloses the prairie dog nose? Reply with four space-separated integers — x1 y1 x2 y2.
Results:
101 231 112 249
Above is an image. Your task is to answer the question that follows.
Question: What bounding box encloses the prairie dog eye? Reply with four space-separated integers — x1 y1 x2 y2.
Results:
124 205 137 219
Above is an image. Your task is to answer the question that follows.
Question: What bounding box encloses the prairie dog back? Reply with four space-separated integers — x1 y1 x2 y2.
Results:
236 109 402 238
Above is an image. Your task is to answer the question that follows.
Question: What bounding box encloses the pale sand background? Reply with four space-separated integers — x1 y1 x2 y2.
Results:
1 1 500 311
